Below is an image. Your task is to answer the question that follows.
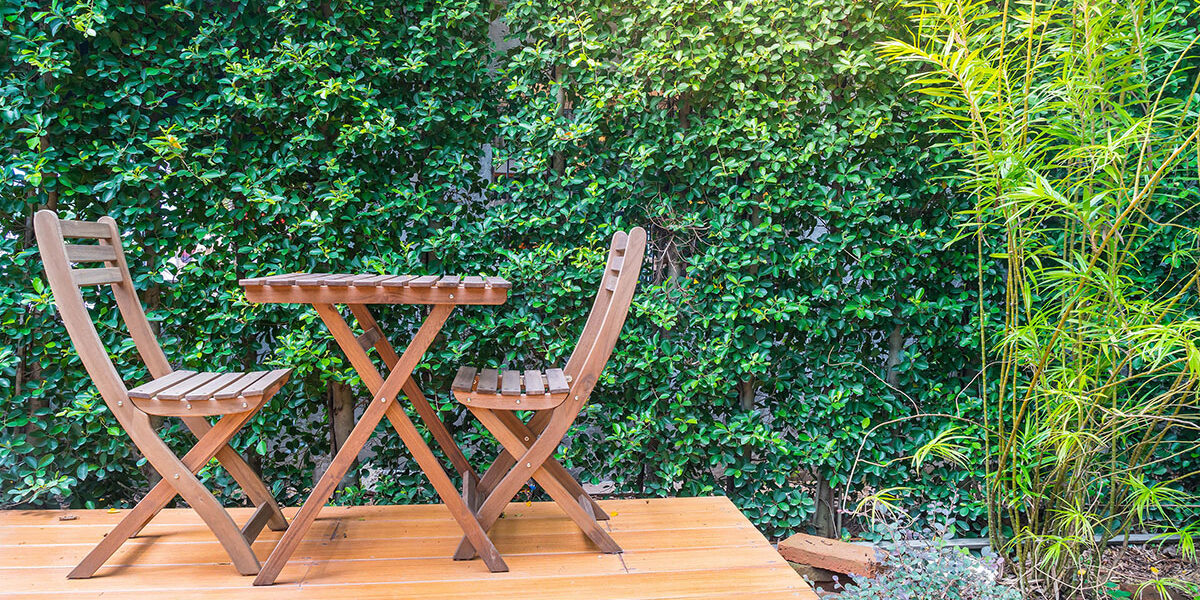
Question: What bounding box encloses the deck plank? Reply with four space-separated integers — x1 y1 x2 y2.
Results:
0 497 814 599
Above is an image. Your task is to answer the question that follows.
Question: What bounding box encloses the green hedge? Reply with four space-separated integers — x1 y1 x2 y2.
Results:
4 0 995 538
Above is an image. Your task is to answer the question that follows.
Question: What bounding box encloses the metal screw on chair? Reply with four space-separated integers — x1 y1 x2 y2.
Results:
173 474 179 479
117 401 123 406
515 399 521 405
524 436 529 441
526 463 531 468
241 401 248 408
185 403 192 410
449 294 455 300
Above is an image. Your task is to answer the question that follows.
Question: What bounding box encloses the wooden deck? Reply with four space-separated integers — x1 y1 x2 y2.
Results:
0 496 815 599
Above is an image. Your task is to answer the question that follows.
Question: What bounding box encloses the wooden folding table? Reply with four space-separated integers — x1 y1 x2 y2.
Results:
239 273 513 585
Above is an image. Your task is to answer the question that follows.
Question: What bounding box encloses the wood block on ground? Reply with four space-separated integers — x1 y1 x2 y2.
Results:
778 532 882 578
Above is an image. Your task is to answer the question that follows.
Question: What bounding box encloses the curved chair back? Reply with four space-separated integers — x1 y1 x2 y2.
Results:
563 227 647 401
33 211 173 415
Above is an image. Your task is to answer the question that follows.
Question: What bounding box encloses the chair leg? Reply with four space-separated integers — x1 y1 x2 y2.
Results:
454 407 620 561
473 411 609 520
492 410 609 520
69 411 261 578
464 408 620 556
181 416 288 531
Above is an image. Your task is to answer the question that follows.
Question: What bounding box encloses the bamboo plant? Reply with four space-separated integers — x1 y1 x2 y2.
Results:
882 0 1200 595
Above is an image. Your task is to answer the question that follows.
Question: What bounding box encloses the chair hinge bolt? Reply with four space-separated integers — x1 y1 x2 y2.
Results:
526 463 531 468
174 474 180 479
117 401 123 406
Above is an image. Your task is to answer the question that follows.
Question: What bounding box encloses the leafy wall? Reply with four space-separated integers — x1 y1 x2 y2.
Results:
5 0 1005 538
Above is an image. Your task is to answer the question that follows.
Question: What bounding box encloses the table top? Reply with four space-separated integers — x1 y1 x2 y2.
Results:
239 273 511 306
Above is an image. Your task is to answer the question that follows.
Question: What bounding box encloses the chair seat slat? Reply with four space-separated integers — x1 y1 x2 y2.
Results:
438 275 461 287
128 370 199 399
183 372 247 401
477 369 499 394
240 369 291 398
523 369 545 395
500 370 522 396
213 371 269 399
609 257 624 272
545 369 570 394
463 276 486 288
408 275 439 287
157 372 223 400
72 267 123 286
452 366 477 392
65 244 117 262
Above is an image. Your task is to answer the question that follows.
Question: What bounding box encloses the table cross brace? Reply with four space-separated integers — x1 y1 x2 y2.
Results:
253 303 505 586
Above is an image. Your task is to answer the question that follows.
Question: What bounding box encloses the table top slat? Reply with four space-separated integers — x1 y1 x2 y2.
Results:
291 273 329 286
351 274 397 286
486 276 512 289
408 275 439 287
322 274 359 287
380 275 416 288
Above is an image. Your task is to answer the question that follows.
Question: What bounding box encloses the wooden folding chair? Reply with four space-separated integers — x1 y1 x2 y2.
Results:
449 227 647 562
33 210 291 578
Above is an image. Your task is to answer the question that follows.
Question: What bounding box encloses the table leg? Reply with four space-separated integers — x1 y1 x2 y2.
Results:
253 304 453 585
347 304 478 480
340 304 505 571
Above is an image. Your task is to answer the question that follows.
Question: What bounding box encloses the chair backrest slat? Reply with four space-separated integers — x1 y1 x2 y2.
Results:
564 231 629 378
564 228 646 399
59 219 115 239
35 211 174 399
65 243 118 262
72 266 124 286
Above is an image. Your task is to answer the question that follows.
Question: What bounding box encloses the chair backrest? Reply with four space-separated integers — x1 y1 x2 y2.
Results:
563 227 647 401
33 211 173 411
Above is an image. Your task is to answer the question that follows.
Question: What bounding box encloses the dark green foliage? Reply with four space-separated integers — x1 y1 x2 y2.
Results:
4 0 990 538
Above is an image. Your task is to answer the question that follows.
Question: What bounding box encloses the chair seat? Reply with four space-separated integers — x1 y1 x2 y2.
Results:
451 366 571 410
128 369 291 416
